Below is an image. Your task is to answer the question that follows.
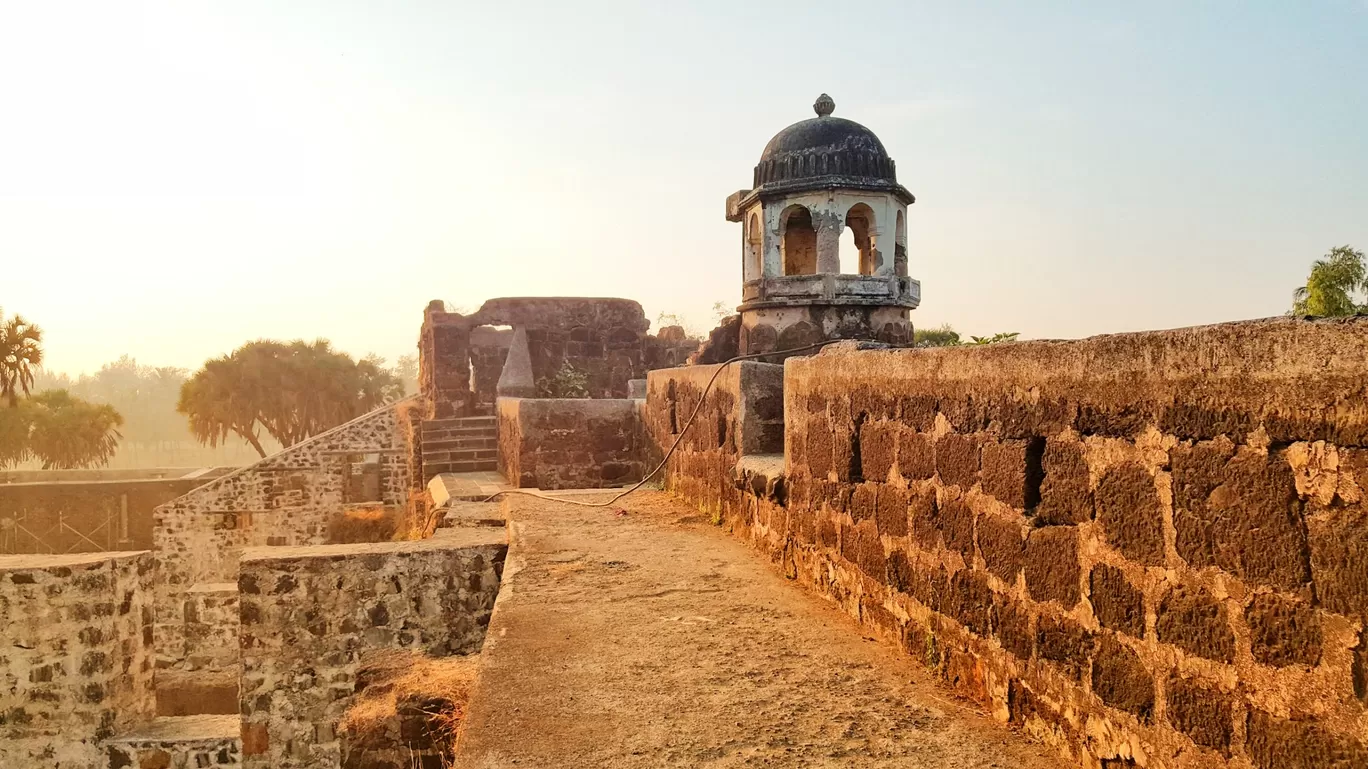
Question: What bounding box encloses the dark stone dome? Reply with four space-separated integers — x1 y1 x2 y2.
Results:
753 94 898 190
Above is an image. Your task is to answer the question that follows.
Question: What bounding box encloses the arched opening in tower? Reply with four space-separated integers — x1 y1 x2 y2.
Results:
746 212 763 280
780 206 817 275
841 203 877 275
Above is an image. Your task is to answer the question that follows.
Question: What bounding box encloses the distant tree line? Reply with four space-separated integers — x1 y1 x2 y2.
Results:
6 306 417 469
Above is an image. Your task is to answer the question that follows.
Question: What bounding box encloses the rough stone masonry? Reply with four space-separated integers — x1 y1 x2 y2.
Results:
646 316 1368 769
0 551 156 769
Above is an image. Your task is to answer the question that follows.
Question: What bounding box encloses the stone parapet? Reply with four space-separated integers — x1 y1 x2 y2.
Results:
648 317 1368 768
237 532 506 769
497 398 648 490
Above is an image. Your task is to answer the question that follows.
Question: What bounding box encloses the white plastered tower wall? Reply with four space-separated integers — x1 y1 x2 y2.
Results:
725 94 921 357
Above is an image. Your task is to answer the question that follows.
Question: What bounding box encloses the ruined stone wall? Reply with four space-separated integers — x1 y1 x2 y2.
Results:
0 551 155 769
469 326 513 408
420 297 652 417
153 400 413 666
647 318 1368 769
238 533 506 769
497 398 648 490
0 475 221 555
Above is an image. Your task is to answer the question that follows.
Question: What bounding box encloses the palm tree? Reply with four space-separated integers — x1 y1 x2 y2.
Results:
24 390 123 469
0 310 43 407
1292 245 1367 317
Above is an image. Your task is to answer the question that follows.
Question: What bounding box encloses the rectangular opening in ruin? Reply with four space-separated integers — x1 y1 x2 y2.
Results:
344 453 383 504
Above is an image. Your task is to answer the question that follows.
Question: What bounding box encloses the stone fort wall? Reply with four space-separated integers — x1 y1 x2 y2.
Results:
153 400 413 668
0 470 231 555
645 317 1368 769
238 533 506 769
0 551 156 769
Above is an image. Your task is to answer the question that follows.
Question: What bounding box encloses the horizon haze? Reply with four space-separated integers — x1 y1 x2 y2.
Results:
3 1 1366 376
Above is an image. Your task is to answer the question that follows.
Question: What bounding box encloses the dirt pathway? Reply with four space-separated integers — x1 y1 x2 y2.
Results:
454 490 1061 769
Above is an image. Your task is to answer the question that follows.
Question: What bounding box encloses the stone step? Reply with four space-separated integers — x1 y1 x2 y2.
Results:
424 460 499 476
423 448 497 464
423 416 497 433
422 427 498 442
424 436 497 451
106 715 241 768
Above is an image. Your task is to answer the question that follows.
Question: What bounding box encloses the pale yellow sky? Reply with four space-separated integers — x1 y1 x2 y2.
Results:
4 1 1365 375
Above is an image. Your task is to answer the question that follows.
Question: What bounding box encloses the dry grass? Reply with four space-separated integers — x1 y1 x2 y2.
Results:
338 649 478 766
327 504 399 544
394 493 443 541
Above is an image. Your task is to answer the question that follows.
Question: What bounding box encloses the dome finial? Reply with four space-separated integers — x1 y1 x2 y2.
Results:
813 93 835 117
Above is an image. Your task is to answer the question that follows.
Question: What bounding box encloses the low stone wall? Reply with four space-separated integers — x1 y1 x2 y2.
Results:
0 550 155 769
153 400 414 666
497 398 649 489
238 532 506 769
647 317 1368 768
642 361 784 512
0 470 229 555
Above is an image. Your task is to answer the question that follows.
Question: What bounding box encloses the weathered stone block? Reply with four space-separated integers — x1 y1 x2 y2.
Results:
859 421 897 482
806 425 833 479
935 433 980 489
874 485 909 538
977 513 1025 583
1094 462 1166 565
948 569 994 636
908 487 939 551
850 483 878 523
993 594 1034 660
1245 709 1368 769
1156 585 1235 663
1077 402 1152 438
940 496 976 560
897 429 936 481
1091 636 1154 721
886 550 914 594
1166 675 1234 756
1306 504 1368 618
1025 526 1080 607
981 440 1030 509
1090 564 1145 638
1171 444 1309 591
898 394 938 432
1245 592 1322 668
1036 612 1094 681
841 519 885 580
1036 439 1093 525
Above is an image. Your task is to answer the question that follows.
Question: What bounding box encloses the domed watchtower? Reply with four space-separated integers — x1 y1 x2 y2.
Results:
725 94 919 355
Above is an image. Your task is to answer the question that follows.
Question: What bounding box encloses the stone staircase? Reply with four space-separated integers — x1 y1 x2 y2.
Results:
422 416 498 481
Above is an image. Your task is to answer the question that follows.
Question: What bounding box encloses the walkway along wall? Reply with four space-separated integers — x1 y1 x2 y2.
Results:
644 317 1368 769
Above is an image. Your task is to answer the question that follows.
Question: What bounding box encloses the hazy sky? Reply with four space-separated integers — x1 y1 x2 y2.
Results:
3 1 1366 375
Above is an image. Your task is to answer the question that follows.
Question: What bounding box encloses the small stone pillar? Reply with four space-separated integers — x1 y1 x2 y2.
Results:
815 210 843 274
496 327 537 398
